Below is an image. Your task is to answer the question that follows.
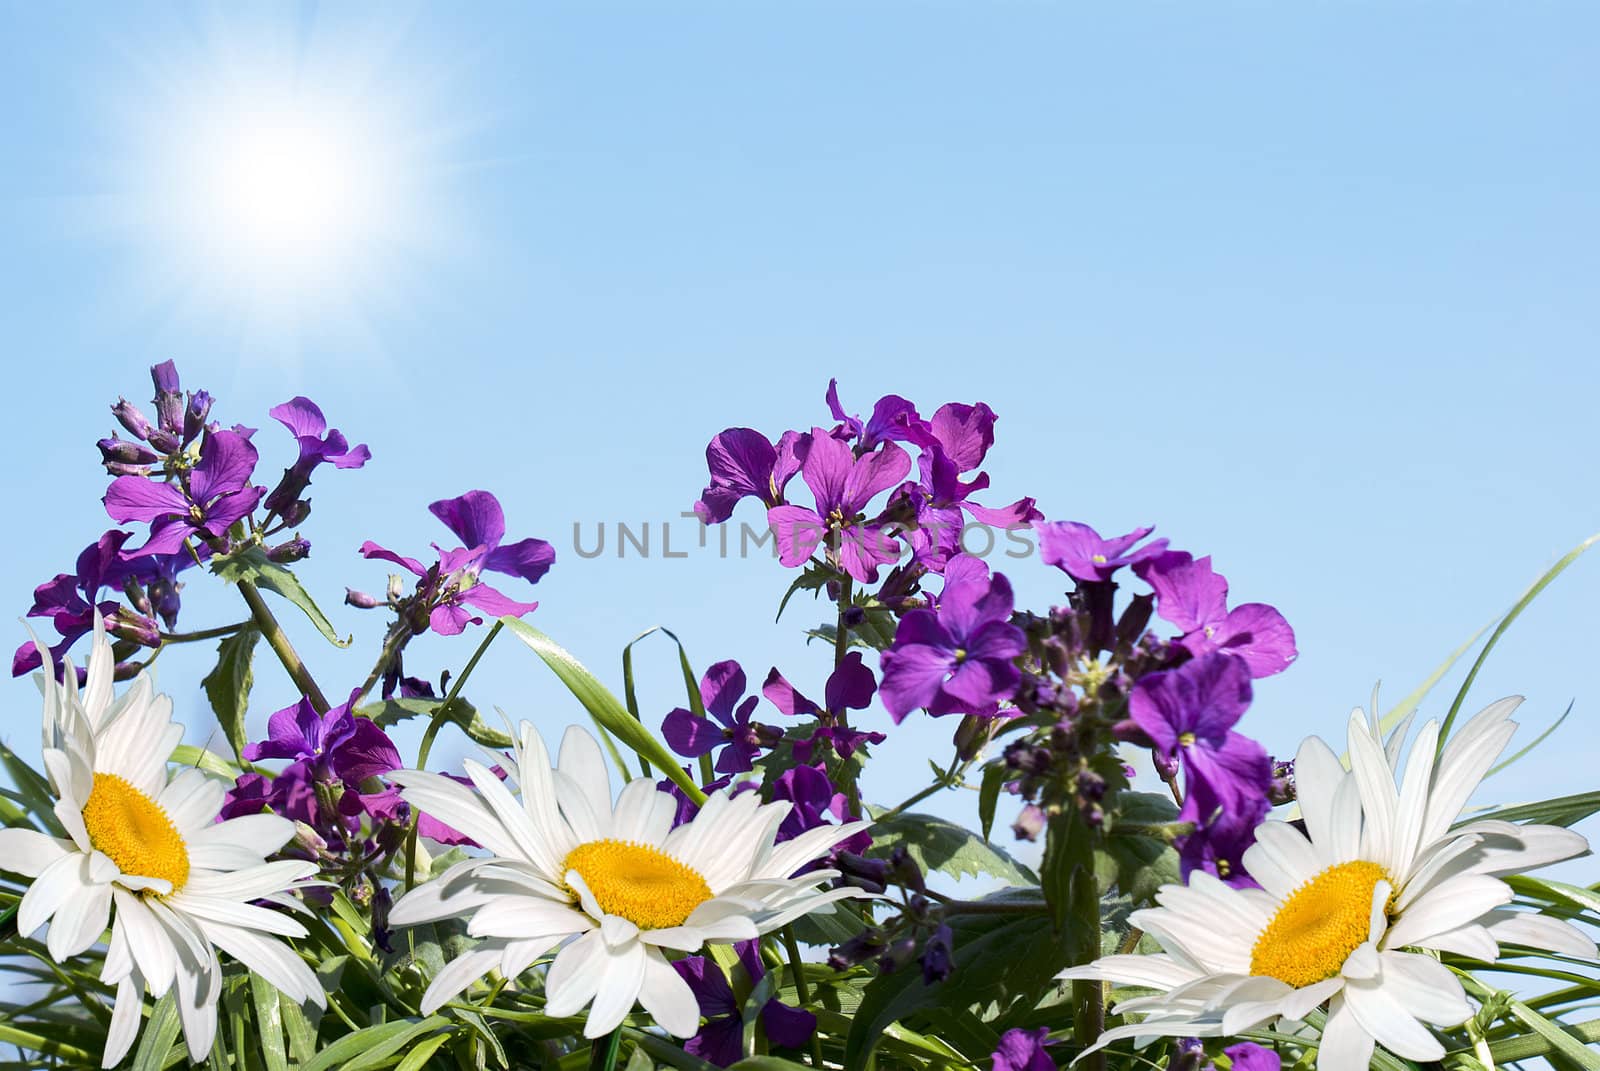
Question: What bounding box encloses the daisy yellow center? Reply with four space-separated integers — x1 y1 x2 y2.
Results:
82 773 190 892
1250 860 1390 988
563 839 712 929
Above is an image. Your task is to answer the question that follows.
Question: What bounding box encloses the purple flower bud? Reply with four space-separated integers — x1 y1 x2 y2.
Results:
828 929 885 971
1117 591 1155 649
877 937 918 974
888 845 925 894
184 390 213 444
98 436 161 467
273 499 312 527
151 360 185 433
107 611 161 648
123 576 152 616
147 577 182 629
266 537 311 564
147 429 181 454
842 605 867 628
1012 803 1047 841
111 398 152 440
345 587 384 609
1153 749 1180 781
1167 1037 1205 1071
836 851 891 894
920 923 954 984
102 461 153 477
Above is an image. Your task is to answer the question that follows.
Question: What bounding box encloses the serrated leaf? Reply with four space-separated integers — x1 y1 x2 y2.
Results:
358 698 512 749
202 627 259 763
867 808 1037 885
212 546 353 647
978 763 1007 842
775 563 834 623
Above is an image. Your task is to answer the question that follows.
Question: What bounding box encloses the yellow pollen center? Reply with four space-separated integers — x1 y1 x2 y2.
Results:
81 773 190 892
563 839 712 929
1092 553 1108 563
1250 860 1390 988
1177 732 1197 747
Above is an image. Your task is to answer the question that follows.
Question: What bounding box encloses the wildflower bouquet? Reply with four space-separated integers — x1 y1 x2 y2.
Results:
2 365 1595 1071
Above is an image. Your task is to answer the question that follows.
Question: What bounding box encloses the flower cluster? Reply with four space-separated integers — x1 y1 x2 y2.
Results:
0 367 1591 1071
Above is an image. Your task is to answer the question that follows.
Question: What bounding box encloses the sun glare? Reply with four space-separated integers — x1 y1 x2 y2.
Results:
90 7 468 363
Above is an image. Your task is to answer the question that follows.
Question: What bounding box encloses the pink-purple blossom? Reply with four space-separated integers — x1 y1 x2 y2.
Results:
1136 551 1296 678
1037 521 1168 583
767 429 910 583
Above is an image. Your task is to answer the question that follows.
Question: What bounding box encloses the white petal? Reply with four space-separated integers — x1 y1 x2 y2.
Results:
465 758 564 875
1293 735 1348 864
419 943 503 1015
112 890 176 992
1344 976 1445 1061
1420 698 1520 846
1347 709 1399 871
543 930 609 1018
582 939 647 1038
1423 923 1499 961
167 895 308 939
466 895 591 941
0 827 74 878
196 919 323 1007
47 880 112 960
556 725 613 837
157 769 228 833
1389 720 1438 878
1383 874 1511 949
392 769 523 860
182 859 317 902
174 945 222 1063
1317 993 1375 1071
1375 950 1472 1026
637 946 701 1038
1340 941 1379 981
19 850 95 938
102 972 145 1069
1483 911 1599 959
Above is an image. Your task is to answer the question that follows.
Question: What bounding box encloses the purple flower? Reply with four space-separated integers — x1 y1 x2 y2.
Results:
991 1027 1056 1071
693 428 806 524
824 379 922 451
769 763 870 855
1137 552 1296 678
662 660 775 774
878 555 1026 722
766 430 910 583
762 651 885 762
261 396 371 519
104 428 264 557
11 531 198 676
361 490 554 636
1176 783 1266 888
673 942 817 1066
1223 1043 1280 1071
895 442 1042 571
1036 521 1168 583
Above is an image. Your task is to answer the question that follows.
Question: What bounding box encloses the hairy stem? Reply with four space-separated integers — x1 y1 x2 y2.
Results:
352 619 414 707
237 579 330 713
158 620 252 644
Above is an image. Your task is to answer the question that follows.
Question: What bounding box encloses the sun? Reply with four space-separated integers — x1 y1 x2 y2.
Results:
86 7 471 364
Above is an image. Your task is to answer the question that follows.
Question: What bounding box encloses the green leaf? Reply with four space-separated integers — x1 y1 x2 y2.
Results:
202 627 260 763
359 698 513 749
978 763 1006 843
1507 998 1600 1071
212 546 353 647
1488 700 1573 777
623 625 713 783
1436 532 1600 745
132 992 182 1071
250 972 289 1071
739 968 780 1062
169 744 239 779
727 1060 815 1071
867 808 1037 885
1469 791 1600 828
0 742 63 837
393 1033 453 1071
774 562 834 623
500 617 703 803
298 1016 449 1071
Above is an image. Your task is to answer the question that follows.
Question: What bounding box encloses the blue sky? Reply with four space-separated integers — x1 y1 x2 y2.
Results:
2 2 1597 876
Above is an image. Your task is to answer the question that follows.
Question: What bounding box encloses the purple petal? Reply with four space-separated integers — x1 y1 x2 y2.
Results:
484 537 555 585
429 601 482 636
459 582 539 619
673 956 739 1019
189 429 260 502
762 999 818 1051
335 717 405 783
941 656 1020 711
766 505 827 568
926 401 997 473
695 428 780 524
662 708 724 758
962 496 1042 528
428 490 507 550
1203 603 1298 678
125 517 200 558
358 540 427 577
200 486 265 536
699 660 748 723
878 641 956 722
840 444 912 514
824 651 877 712
772 431 807 496
797 430 855 515
1143 553 1229 635
103 477 188 524
268 397 329 439
1225 1042 1282 1071
836 524 902 584
762 667 818 718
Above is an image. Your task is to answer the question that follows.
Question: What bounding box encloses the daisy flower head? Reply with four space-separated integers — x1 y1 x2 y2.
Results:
0 614 325 1067
387 721 871 1038
1060 696 1595 1071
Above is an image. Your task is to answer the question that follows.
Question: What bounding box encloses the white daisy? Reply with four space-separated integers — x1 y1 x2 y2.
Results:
0 616 326 1067
388 720 870 1038
1060 697 1595 1071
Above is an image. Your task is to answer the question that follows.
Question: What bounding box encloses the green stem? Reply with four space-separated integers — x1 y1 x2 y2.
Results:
352 619 413 707
237 579 329 712
158 619 251 644
833 575 854 668
878 754 968 823
587 1028 623 1071
405 621 504 889
782 927 826 1069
